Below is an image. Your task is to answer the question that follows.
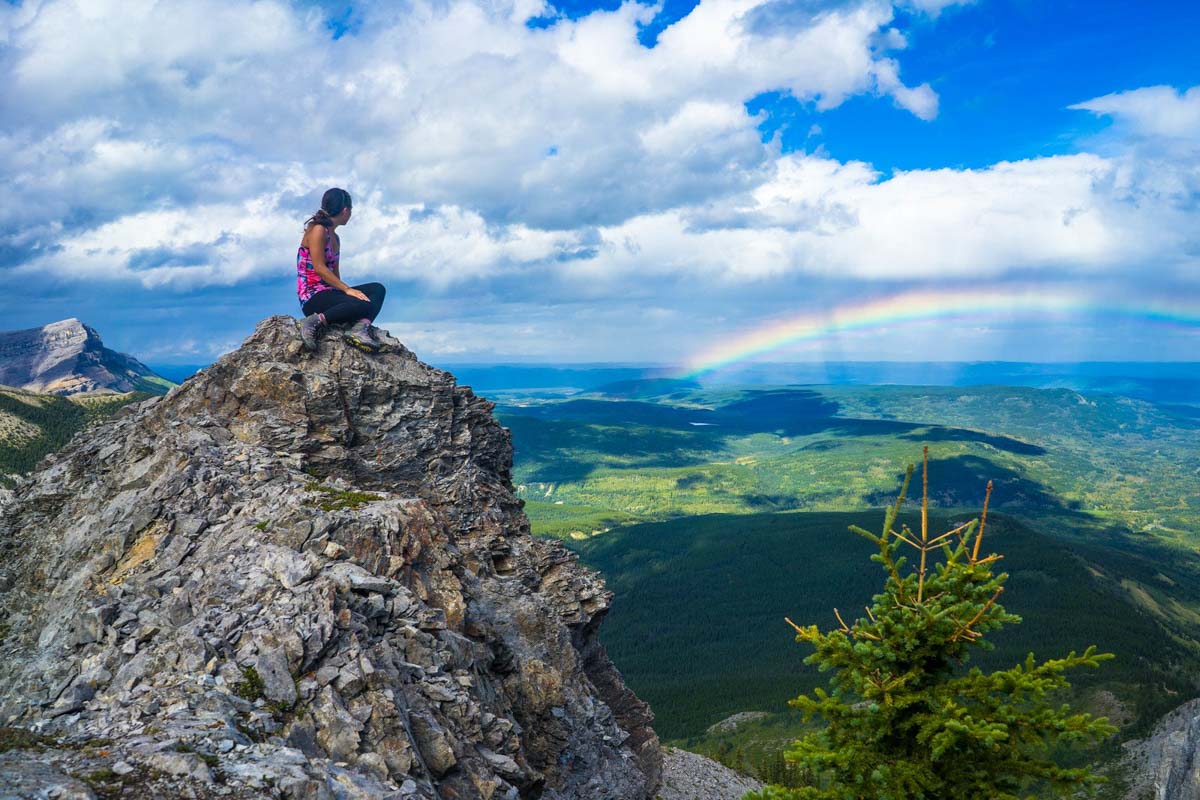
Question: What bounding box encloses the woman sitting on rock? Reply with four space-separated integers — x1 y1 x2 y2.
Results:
296 187 386 352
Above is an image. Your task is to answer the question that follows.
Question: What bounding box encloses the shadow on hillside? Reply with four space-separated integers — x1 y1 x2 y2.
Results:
714 390 1045 455
716 389 841 423
899 426 1046 455
863 454 1065 512
588 377 703 399
504 414 726 483
503 399 719 427
1161 403 1200 423
502 389 1049 483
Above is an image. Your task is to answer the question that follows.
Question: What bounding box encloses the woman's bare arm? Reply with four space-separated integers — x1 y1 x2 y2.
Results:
304 226 346 290
305 226 368 302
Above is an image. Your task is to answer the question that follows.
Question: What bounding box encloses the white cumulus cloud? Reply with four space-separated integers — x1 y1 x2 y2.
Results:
1 0 940 260
1071 85 1200 140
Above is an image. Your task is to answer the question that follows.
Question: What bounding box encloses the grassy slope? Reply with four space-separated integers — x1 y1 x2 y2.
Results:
0 387 149 484
132 374 175 394
820 385 1200 539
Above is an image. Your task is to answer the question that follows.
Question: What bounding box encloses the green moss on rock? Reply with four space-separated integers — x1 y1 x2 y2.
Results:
303 481 381 511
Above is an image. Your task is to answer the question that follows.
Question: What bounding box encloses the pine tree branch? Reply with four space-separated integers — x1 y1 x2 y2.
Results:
971 479 994 562
849 525 880 545
919 446 929 602
927 520 975 547
950 587 1005 641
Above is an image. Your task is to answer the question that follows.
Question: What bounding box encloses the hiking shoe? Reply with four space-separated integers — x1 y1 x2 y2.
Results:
345 319 381 352
298 313 326 352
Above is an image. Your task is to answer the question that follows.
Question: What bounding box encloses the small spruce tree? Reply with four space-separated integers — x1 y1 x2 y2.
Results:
751 449 1116 800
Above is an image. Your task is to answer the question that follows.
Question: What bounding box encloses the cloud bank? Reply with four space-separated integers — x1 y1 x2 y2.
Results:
0 0 1196 361
0 0 943 280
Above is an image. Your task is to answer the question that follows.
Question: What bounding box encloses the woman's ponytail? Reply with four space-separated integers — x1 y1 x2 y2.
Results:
304 187 352 230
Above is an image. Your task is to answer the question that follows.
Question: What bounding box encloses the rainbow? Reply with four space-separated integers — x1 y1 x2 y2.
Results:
679 286 1200 379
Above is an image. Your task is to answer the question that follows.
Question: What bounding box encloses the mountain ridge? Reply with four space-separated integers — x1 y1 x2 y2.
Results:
0 318 171 396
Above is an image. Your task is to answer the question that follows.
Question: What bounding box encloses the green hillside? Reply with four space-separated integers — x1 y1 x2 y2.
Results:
567 510 1197 742
499 384 1200 543
0 387 149 485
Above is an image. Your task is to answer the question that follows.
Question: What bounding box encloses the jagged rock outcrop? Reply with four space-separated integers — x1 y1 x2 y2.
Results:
0 318 169 395
705 711 769 736
1122 698 1200 800
0 316 660 799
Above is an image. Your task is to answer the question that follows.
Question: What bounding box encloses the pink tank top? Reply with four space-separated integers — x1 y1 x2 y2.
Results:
296 226 340 304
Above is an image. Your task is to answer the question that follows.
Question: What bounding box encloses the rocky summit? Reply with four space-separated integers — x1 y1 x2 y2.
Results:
0 318 169 396
0 316 660 799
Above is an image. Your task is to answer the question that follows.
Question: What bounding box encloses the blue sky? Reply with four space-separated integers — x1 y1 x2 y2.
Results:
1 0 1197 366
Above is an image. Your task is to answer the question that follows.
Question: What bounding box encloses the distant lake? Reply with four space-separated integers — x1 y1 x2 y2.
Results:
146 364 209 384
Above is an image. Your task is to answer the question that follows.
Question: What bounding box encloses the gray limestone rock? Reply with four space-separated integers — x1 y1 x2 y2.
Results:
256 647 298 707
0 316 661 798
1122 697 1200 800
146 751 215 783
657 747 765 800
264 546 318 591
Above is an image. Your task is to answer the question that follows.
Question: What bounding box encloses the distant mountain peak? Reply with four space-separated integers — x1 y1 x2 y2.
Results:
51 316 83 326
0 319 170 396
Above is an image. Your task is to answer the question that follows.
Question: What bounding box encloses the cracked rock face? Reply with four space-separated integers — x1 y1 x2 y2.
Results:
0 316 660 799
1122 698 1200 800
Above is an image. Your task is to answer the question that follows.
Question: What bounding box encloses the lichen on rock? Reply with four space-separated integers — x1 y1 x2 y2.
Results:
0 316 661 799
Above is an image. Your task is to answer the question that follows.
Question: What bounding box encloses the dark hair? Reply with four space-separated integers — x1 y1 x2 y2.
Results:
305 187 352 230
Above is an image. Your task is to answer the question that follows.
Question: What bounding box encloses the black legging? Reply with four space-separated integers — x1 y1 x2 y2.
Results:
302 282 386 325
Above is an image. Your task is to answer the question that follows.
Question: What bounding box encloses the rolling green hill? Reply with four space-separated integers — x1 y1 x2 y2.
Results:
0 387 149 485
498 384 1200 543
